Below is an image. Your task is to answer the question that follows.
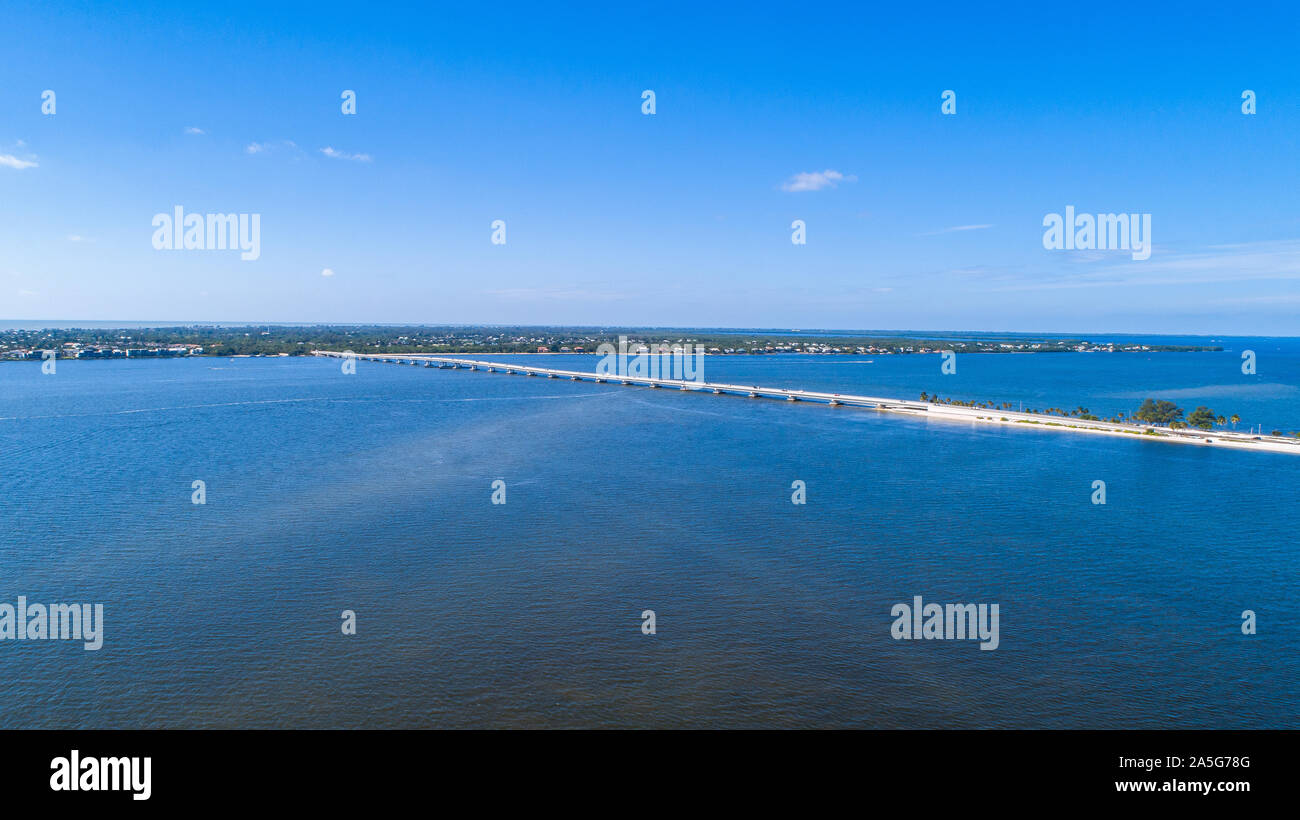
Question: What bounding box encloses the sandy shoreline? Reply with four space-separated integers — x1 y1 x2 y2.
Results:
898 405 1300 455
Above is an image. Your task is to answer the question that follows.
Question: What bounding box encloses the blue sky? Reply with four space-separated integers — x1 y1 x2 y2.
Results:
1 0 1298 333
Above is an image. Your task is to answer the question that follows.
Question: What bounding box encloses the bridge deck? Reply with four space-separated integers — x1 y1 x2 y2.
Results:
309 350 1300 454
314 350 924 408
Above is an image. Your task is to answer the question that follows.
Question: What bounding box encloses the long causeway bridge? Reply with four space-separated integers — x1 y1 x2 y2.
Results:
309 350 1300 455
312 350 928 409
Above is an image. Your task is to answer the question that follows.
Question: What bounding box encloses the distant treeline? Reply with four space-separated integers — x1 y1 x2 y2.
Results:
0 325 1222 359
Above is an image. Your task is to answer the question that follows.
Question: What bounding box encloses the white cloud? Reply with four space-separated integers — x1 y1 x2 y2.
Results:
321 268 335 277
66 234 90 242
0 154 38 170
320 146 373 163
246 142 268 154
780 169 856 192
184 126 206 135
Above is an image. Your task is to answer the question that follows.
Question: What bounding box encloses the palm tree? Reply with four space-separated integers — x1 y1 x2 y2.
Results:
1230 413 1240 429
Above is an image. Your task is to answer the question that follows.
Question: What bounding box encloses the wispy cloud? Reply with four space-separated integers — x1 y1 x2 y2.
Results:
920 224 993 236
993 239 1300 292
780 169 856 192
1212 292 1300 306
321 268 335 278
246 140 299 155
0 154 38 170
66 234 90 242
184 126 206 135
320 146 373 163
485 286 630 302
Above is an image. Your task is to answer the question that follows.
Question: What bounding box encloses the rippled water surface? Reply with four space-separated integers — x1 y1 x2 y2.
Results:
1 344 1296 728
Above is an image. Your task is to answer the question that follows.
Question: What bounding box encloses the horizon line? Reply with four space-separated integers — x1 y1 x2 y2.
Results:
0 321 1293 339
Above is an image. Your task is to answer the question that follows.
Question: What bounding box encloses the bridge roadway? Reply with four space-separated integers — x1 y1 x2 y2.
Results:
313 350 930 410
309 350 1300 454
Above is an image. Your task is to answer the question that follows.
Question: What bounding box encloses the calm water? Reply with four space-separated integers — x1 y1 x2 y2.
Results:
0 343 1297 728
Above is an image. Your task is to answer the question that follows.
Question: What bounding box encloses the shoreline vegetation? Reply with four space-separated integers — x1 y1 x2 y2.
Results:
925 394 1293 439
1 324 1221 360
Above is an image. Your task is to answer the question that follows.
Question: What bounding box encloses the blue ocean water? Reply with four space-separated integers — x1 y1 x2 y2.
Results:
0 343 1296 728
